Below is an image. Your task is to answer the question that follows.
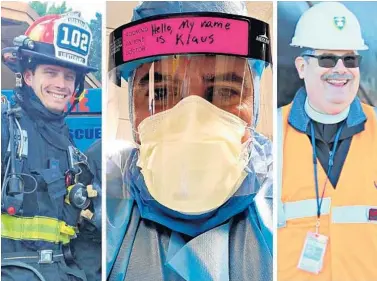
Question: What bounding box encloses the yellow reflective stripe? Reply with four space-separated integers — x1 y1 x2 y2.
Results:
1 214 76 244
65 185 74 205
59 221 75 236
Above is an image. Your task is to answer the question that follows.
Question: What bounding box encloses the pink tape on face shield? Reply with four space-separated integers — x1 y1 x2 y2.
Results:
108 12 272 67
122 16 248 62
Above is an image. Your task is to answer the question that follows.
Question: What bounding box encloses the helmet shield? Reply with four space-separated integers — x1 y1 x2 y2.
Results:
131 55 253 129
108 12 272 141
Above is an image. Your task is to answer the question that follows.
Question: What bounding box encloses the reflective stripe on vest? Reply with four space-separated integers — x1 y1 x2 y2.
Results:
332 205 377 224
277 105 377 227
280 200 377 224
1 214 76 244
283 198 331 220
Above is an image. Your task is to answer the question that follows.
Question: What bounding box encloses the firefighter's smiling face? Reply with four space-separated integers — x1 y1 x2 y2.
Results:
23 64 76 113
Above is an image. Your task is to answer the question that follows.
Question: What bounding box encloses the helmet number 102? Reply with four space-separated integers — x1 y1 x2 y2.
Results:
59 24 90 56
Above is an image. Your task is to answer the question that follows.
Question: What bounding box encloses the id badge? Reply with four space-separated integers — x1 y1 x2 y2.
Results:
297 231 328 274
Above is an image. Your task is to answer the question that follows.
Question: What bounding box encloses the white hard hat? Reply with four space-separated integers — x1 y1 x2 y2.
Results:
291 2 368 50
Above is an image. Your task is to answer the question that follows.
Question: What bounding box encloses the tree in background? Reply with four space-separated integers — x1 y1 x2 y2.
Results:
88 12 102 82
29 1 102 83
30 1 72 16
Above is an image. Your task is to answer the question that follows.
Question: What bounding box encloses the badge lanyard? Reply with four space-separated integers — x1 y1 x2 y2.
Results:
310 121 344 233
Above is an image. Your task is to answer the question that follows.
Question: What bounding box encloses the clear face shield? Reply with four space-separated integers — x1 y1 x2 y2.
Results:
130 54 254 140
108 13 271 215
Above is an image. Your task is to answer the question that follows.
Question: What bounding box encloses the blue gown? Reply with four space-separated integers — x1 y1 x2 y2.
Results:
106 132 273 281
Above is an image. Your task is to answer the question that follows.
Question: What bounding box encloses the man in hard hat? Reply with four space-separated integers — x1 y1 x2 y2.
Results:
106 1 273 281
1 12 100 281
277 2 377 281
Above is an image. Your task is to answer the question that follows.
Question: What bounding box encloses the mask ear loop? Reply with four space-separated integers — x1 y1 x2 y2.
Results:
240 60 255 169
241 125 256 174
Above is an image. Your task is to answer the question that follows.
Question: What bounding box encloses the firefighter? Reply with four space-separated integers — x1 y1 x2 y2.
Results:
1 12 100 281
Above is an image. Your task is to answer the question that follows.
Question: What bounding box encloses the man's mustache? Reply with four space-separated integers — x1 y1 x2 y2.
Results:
321 73 354 81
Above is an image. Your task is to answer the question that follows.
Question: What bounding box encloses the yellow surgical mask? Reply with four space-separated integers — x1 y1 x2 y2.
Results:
137 95 249 215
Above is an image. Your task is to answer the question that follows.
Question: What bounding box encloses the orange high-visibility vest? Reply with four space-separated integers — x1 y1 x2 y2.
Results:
278 103 377 281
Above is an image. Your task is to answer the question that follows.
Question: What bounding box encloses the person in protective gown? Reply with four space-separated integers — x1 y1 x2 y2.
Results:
107 2 273 281
1 12 101 281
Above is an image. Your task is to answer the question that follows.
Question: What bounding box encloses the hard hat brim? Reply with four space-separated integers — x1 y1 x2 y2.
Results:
290 42 369 51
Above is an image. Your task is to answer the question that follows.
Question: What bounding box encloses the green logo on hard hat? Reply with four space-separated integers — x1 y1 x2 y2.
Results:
333 16 346 30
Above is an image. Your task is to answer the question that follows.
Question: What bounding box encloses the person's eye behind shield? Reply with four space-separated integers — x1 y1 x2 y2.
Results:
132 54 254 129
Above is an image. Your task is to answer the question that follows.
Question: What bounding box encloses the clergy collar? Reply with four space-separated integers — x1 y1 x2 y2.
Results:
304 97 349 124
287 87 366 132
